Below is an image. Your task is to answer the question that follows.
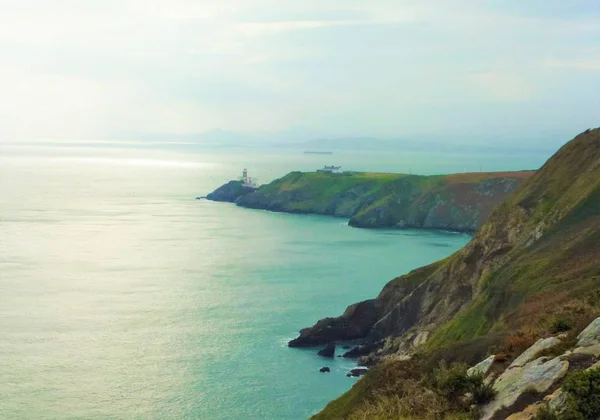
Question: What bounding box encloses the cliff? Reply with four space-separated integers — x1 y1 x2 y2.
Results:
205 180 256 202
208 170 533 233
299 128 600 419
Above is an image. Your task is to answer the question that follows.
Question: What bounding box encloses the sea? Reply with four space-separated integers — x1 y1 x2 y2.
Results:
0 142 550 419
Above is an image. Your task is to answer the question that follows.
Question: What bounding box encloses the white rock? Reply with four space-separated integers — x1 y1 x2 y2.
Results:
481 357 569 420
573 344 600 357
510 337 562 368
468 355 495 377
577 317 600 347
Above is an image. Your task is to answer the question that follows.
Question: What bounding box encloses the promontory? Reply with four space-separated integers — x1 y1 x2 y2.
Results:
206 170 534 233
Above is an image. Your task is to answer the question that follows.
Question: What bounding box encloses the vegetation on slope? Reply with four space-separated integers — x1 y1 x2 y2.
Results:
307 128 600 419
233 170 532 232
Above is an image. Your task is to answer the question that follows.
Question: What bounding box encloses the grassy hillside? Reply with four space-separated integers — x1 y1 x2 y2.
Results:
305 128 600 419
233 170 532 232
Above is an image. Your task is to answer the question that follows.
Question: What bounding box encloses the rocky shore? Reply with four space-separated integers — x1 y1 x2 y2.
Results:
300 128 600 419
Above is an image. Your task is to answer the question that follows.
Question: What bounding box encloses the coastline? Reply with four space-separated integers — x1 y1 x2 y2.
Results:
204 170 534 234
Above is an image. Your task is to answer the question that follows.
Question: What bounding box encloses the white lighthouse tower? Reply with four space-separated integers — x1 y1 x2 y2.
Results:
239 168 258 189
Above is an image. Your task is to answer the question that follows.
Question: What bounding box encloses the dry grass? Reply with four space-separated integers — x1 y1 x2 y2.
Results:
499 331 537 356
348 383 450 420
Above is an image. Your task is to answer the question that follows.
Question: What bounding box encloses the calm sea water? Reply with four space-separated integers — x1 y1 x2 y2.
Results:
0 143 547 419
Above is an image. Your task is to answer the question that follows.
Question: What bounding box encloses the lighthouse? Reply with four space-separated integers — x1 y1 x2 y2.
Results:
239 168 258 189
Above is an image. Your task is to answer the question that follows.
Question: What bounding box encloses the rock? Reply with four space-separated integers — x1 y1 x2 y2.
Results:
481 356 569 420
342 345 352 350
412 331 429 347
573 343 600 357
388 354 412 362
319 367 330 373
467 354 495 377
288 299 380 347
318 343 336 358
577 317 600 347
505 402 544 420
206 180 256 203
510 337 562 368
545 388 568 413
195 196 206 200
348 367 368 377
342 342 381 359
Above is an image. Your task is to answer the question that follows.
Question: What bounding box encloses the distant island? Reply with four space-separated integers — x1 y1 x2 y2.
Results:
205 169 533 233
304 151 333 155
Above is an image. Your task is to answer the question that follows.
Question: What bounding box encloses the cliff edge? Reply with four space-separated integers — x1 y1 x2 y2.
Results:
300 128 600 419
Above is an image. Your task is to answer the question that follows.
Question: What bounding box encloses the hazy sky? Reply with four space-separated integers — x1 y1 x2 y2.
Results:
1 1 599 143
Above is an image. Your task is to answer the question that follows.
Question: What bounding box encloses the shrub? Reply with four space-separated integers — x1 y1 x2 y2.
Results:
551 318 573 334
494 352 510 363
500 331 536 356
434 363 474 400
536 368 600 420
432 363 496 407
561 368 600 419
471 380 496 405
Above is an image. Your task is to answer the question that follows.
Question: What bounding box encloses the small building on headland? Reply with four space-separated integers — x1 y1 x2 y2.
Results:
317 165 342 173
239 168 258 189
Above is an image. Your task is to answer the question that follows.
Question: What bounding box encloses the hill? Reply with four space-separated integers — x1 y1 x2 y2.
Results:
207 170 533 233
294 128 600 419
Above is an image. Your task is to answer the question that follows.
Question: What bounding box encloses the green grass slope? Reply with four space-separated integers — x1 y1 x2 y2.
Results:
312 128 600 419
234 170 532 232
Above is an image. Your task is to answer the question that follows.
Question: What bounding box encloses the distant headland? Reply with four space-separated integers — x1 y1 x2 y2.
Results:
204 168 534 233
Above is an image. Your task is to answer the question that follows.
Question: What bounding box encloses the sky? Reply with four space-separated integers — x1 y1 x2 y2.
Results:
0 0 599 145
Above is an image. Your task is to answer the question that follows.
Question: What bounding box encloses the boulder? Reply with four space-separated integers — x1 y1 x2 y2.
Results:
510 337 562 368
573 343 600 357
481 356 569 420
413 331 429 347
319 367 330 373
577 317 600 347
348 367 369 377
318 343 336 358
342 342 381 359
467 355 495 377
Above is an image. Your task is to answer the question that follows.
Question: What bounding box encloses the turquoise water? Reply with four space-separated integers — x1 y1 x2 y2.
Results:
0 144 546 419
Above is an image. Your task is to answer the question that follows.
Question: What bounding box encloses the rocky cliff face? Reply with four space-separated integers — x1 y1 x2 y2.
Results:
349 176 524 232
310 128 600 418
208 170 532 233
293 128 600 362
205 180 255 202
